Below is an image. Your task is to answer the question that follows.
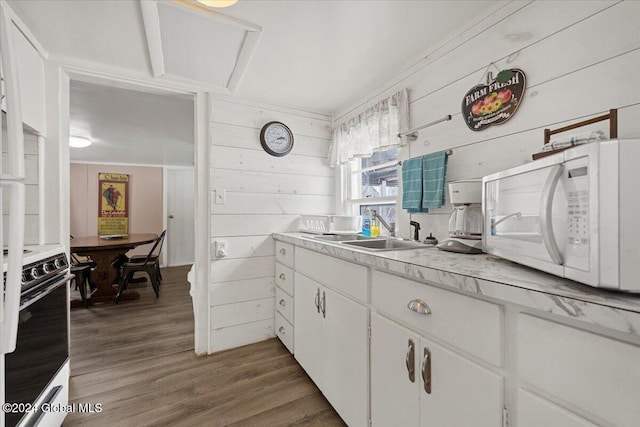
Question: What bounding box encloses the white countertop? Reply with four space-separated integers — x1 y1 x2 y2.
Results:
273 232 640 337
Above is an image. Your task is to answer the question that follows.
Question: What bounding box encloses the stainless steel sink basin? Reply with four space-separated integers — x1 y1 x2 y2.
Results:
311 234 375 241
341 239 435 251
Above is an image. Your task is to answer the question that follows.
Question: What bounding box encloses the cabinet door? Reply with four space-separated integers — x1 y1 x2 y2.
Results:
419 337 503 427
517 389 598 427
322 287 369 427
293 273 323 387
371 313 420 427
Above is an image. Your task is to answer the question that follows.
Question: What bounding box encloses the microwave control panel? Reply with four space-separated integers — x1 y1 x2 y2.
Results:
565 163 590 271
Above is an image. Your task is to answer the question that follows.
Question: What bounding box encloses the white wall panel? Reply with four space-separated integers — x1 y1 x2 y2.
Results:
211 145 332 177
210 169 333 196
210 297 275 329
210 192 333 215
209 235 274 259
210 256 274 283
211 122 329 158
211 214 300 237
210 277 275 306
209 98 333 353
211 98 331 139
210 319 275 353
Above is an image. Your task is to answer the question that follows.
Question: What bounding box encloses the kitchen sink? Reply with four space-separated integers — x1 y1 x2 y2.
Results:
311 234 375 241
341 239 435 251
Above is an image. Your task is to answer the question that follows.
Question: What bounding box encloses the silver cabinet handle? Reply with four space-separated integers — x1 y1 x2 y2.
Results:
422 347 432 394
279 248 287 255
406 339 416 383
407 299 432 315
321 291 326 318
279 273 286 280
314 288 320 313
279 299 286 307
278 326 285 334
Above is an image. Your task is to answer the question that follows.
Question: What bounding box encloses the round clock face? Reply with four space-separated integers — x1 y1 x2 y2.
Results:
260 121 294 157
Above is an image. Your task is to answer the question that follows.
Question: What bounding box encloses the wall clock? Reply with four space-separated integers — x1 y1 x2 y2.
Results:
260 121 294 157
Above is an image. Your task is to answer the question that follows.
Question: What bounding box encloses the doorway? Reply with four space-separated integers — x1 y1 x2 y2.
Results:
165 167 195 266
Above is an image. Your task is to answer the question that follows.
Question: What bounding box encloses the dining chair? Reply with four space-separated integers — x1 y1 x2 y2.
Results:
115 230 166 303
70 255 95 308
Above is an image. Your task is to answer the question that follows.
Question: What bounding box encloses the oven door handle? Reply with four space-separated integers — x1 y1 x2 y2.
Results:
1 181 25 354
20 274 74 310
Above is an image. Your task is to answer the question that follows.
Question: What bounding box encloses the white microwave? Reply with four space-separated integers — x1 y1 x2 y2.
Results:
482 139 640 292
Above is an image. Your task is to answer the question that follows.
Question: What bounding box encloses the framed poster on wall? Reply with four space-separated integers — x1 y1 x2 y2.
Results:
98 173 129 238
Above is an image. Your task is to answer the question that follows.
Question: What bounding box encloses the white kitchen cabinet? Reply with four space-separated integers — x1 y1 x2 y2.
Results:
371 313 420 427
371 312 503 427
1 20 45 134
274 243 295 354
293 272 322 384
517 313 640 426
517 389 598 427
294 271 368 427
274 260 295 354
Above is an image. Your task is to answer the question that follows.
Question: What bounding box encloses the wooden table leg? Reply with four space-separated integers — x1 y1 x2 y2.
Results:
76 248 140 305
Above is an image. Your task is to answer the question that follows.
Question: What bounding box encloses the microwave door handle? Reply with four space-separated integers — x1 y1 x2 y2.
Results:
0 181 25 354
540 164 564 265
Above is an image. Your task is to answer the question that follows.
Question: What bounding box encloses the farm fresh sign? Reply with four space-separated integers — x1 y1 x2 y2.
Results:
461 69 526 131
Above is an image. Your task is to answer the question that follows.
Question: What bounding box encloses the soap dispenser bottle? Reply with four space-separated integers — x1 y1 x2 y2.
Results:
370 210 380 237
362 208 372 236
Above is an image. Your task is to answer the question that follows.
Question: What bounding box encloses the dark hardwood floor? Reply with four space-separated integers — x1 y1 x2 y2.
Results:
64 266 345 427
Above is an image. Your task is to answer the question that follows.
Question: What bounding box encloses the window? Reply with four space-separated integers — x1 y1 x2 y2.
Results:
347 147 398 232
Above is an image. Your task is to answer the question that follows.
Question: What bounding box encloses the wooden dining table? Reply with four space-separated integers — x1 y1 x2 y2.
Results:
70 233 157 305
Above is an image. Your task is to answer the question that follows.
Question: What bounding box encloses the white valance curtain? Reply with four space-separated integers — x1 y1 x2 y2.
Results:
329 89 409 167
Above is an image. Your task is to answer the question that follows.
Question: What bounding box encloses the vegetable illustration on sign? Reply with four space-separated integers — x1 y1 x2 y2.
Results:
462 68 526 131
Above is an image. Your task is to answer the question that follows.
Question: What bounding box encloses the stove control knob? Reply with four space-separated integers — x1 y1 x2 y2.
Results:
43 262 55 274
30 267 41 279
54 258 65 269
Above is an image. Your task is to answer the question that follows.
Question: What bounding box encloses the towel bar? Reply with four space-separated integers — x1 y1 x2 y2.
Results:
398 149 452 165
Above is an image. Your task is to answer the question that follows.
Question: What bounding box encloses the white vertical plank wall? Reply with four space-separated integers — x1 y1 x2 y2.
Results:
335 0 640 240
208 97 333 352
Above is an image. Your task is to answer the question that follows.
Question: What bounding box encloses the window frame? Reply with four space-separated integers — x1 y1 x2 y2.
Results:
339 149 399 228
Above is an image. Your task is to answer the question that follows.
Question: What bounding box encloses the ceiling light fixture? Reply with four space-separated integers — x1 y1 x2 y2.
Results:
195 0 238 7
69 136 92 148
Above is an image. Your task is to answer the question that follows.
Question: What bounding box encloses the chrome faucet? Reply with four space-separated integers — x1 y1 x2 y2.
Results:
373 211 395 237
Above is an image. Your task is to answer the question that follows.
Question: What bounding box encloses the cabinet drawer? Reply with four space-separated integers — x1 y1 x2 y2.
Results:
372 270 502 366
275 312 294 354
295 247 367 303
275 263 294 295
275 241 294 268
518 314 640 427
276 287 294 324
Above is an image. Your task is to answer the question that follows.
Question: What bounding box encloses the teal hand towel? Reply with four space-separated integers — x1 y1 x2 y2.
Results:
421 151 448 211
402 156 424 213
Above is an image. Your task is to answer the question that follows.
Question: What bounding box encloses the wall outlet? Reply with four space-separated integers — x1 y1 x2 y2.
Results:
214 240 227 258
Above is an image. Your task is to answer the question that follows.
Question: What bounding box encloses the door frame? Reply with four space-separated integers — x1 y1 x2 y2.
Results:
56 68 211 355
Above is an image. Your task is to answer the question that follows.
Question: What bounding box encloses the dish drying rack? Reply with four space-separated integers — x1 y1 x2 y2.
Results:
299 215 362 234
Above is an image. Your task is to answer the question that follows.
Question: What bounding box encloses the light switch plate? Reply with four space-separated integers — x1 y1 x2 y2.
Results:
214 189 226 205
